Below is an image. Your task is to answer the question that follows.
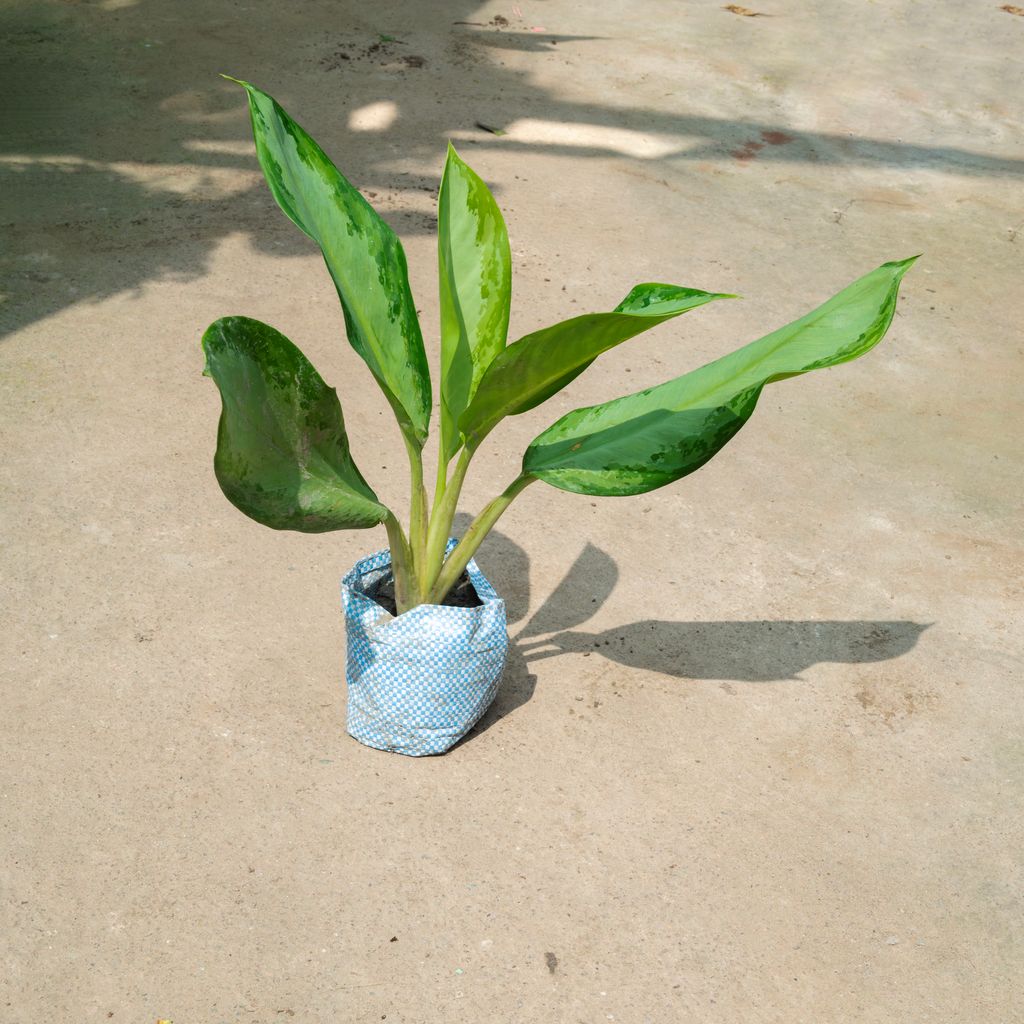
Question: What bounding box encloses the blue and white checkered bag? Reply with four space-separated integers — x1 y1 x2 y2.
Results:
341 541 508 756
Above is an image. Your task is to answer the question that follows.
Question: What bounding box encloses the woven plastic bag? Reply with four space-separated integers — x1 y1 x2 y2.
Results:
341 541 508 756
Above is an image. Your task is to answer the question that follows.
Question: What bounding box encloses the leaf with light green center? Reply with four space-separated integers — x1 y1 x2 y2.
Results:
202 316 389 531
522 257 917 495
458 283 733 449
438 143 512 463
226 77 431 447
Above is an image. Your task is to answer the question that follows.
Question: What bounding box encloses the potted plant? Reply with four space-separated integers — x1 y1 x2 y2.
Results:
202 79 915 756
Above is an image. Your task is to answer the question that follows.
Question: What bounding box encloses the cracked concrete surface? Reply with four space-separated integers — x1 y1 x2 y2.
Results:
2 0 1021 1020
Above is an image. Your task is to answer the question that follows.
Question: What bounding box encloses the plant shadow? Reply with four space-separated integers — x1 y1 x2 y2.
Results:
457 521 930 743
520 618 929 682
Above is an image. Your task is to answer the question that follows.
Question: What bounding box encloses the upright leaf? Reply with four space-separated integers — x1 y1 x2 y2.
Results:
458 284 732 449
202 316 389 531
227 78 431 446
438 144 512 463
523 257 917 495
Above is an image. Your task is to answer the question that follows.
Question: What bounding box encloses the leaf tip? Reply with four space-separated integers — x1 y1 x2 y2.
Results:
444 140 466 174
891 254 922 273
219 73 248 87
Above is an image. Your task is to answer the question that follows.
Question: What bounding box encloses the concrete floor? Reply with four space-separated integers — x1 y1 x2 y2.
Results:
2 1 1022 1020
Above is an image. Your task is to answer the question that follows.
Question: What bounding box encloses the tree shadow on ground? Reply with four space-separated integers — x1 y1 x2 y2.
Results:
459 522 929 742
4 0 1020 341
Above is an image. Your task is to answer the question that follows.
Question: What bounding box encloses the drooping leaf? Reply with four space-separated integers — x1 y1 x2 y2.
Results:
458 284 733 449
227 77 431 446
202 316 389 531
522 257 917 495
438 143 512 464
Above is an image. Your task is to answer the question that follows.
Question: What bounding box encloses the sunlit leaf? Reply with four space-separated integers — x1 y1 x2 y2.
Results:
228 77 431 446
523 258 917 495
459 284 732 448
438 143 512 463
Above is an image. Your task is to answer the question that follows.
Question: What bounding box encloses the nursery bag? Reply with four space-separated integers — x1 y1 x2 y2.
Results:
341 542 508 756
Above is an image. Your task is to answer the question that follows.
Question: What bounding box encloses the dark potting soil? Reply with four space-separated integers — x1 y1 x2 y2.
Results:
366 572 482 617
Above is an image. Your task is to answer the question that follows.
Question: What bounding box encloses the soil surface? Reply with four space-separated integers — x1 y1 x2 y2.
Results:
367 571 482 616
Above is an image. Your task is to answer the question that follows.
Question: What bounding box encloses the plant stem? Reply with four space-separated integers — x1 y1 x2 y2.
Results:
423 446 473 591
426 474 535 605
404 436 429 592
383 512 417 615
433 445 450 513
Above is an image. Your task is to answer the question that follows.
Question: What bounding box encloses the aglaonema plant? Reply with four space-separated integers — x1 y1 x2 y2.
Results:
202 79 916 615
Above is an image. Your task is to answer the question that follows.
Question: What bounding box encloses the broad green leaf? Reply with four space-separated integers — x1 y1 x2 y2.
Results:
458 284 733 449
227 78 431 446
202 316 389 532
438 144 512 464
523 257 917 496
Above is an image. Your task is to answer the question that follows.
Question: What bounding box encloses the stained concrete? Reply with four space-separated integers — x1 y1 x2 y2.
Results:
2 1 1021 1020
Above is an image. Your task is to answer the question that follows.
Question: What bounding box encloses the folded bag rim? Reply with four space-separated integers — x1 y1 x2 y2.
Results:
342 540 505 652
